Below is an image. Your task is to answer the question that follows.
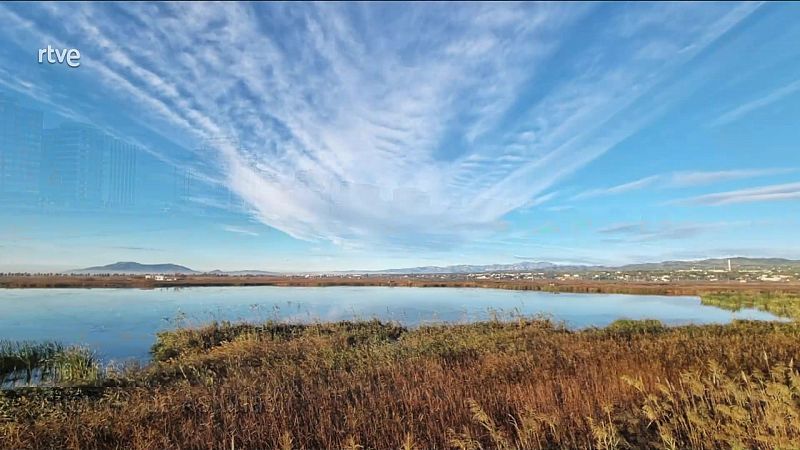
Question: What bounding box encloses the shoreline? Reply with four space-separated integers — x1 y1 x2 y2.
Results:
3 275 800 296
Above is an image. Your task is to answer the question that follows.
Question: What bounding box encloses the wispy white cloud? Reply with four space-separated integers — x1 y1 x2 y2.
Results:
598 220 738 242
667 168 796 187
546 205 574 212
0 2 762 249
599 223 649 235
521 191 560 210
573 168 794 200
672 182 800 206
573 176 661 200
712 78 800 126
221 225 260 237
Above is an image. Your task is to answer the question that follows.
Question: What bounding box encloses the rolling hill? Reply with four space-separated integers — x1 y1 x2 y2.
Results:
68 262 197 275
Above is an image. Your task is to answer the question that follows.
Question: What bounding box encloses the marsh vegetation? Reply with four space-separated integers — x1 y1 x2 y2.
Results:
701 291 800 320
0 341 99 387
2 310 800 449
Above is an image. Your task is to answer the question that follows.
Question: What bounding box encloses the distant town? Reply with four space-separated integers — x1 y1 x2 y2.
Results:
459 265 798 284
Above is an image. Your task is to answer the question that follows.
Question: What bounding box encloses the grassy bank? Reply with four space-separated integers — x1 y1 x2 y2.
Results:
0 341 100 387
701 291 800 320
2 318 800 449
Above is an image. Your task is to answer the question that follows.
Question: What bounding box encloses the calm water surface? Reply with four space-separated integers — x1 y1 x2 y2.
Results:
0 286 783 361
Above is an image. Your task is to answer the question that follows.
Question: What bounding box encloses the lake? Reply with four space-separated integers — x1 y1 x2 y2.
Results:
0 286 783 361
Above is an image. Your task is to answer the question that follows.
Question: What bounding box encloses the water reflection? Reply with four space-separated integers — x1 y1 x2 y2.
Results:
0 286 785 361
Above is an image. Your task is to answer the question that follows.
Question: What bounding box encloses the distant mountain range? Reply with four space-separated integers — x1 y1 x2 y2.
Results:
205 269 279 276
68 257 800 275
372 261 565 274
615 257 800 271
381 257 800 274
67 262 279 276
69 262 198 275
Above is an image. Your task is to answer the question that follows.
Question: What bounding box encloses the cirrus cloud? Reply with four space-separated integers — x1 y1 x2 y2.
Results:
0 2 763 250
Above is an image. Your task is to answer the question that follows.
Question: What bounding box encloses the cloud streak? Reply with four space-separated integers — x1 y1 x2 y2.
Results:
598 221 736 242
222 225 260 237
573 168 794 200
672 182 800 206
573 176 661 200
712 78 800 126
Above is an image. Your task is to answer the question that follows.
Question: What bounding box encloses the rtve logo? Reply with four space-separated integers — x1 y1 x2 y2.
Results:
38 45 81 68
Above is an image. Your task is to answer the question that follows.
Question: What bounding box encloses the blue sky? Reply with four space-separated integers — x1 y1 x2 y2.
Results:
0 2 799 272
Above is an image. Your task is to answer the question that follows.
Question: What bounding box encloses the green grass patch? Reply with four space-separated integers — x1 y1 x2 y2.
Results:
701 292 800 320
0 341 101 387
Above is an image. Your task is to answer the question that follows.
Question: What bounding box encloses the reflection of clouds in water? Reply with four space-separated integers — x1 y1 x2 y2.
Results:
0 287 787 361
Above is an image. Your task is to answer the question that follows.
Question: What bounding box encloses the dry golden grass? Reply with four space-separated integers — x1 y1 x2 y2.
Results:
2 319 800 449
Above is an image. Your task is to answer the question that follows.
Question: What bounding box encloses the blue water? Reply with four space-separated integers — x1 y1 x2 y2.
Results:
0 286 783 361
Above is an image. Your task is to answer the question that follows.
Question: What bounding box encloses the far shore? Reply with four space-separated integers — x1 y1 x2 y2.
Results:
3 274 800 296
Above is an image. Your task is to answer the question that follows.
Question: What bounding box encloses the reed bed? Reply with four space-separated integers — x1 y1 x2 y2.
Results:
701 291 800 320
0 341 64 385
0 341 101 388
2 318 800 449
